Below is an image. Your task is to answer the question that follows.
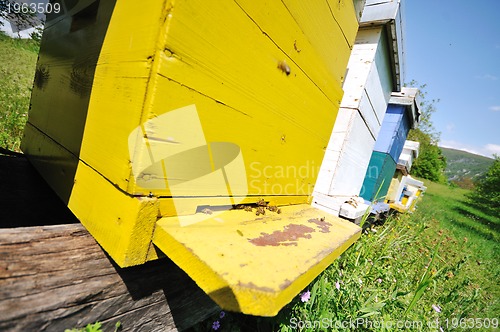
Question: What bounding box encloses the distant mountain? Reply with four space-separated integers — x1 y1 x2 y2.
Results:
440 147 494 187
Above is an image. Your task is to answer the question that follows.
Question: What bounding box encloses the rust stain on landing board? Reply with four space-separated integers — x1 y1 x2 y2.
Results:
307 217 332 233
248 216 333 246
248 224 315 246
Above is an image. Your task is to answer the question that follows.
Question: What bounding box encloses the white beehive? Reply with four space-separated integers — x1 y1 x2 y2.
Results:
313 0 405 216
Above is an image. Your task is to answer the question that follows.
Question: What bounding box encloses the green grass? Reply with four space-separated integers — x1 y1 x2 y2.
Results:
195 180 499 331
0 32 39 151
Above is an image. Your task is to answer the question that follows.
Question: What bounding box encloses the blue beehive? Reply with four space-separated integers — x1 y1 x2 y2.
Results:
373 104 411 162
360 88 420 201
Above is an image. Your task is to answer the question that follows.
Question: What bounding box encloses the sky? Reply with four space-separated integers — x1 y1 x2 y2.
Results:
404 0 500 158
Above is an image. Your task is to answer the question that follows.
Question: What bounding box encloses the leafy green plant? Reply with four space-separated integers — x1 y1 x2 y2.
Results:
466 156 500 216
65 321 121 332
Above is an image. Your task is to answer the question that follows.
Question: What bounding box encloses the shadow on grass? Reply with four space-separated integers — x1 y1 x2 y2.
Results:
462 198 500 222
449 204 499 242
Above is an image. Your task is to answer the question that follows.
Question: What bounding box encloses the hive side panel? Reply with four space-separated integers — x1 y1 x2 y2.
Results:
387 110 411 162
340 29 380 109
364 47 392 126
358 88 381 138
373 28 394 113
386 170 403 202
234 0 347 104
78 1 170 192
327 109 376 196
128 0 358 201
282 0 355 85
360 151 397 201
373 104 403 154
21 0 118 202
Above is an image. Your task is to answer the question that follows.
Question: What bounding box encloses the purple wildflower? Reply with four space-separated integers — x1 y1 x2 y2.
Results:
300 290 311 302
219 311 226 319
432 304 441 313
212 320 221 330
335 281 340 290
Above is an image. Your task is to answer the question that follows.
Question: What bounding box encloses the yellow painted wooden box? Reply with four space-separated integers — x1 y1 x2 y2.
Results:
22 0 361 315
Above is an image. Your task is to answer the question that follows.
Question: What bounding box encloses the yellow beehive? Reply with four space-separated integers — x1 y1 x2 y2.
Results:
22 0 361 315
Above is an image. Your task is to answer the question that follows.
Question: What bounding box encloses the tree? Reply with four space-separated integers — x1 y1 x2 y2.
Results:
408 128 447 183
405 81 447 183
0 1 41 35
467 156 500 215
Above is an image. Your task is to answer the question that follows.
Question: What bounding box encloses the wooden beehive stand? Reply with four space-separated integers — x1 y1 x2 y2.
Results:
0 153 218 331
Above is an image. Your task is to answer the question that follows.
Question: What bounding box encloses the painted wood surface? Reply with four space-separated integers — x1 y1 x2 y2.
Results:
0 154 218 332
314 107 375 199
360 0 405 88
360 151 397 201
24 0 358 200
342 27 393 117
397 140 420 172
313 24 394 214
153 204 361 316
373 104 410 162
389 175 426 213
386 170 403 202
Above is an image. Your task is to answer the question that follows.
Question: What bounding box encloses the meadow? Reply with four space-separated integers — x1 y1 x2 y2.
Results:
1 33 498 331
0 32 38 151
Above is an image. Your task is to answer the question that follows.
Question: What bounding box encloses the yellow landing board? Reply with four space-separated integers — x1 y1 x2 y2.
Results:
389 203 408 214
153 204 361 316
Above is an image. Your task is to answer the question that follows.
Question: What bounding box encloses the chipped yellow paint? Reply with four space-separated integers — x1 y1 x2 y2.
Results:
153 204 361 316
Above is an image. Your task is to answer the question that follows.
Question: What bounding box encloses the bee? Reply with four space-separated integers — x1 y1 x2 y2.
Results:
257 198 268 207
244 206 253 212
267 205 279 213
256 206 266 216
277 60 291 76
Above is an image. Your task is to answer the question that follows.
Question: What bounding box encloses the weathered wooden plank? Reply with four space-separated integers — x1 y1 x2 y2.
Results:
0 224 219 331
0 155 219 331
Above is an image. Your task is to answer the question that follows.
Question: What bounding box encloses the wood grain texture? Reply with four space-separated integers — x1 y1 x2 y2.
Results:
0 155 219 331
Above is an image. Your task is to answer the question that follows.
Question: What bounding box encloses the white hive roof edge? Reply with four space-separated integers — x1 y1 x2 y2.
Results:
358 0 405 91
389 87 421 128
